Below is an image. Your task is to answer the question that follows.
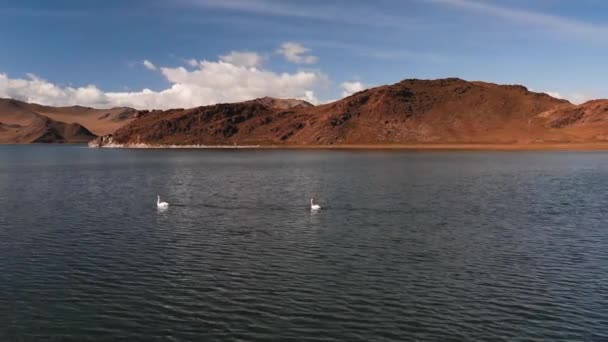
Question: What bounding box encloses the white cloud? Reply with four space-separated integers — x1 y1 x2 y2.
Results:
568 93 594 104
186 0 422 30
543 90 593 104
142 59 157 71
0 51 327 110
277 42 318 64
219 51 264 67
544 91 563 99
0 73 109 107
186 0 415 29
186 58 199 67
341 81 367 97
429 0 608 38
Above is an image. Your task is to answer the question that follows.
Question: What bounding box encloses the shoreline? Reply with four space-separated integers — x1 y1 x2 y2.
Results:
87 142 608 151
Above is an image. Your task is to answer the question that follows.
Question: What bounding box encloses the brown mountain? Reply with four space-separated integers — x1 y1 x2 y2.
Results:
0 98 139 143
7 78 608 147
0 116 96 144
0 99 98 143
92 78 588 147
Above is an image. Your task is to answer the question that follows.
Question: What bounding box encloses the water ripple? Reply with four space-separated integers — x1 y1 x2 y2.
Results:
2 147 608 340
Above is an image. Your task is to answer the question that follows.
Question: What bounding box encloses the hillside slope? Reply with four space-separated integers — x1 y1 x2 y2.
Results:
0 98 136 135
0 98 138 143
0 107 96 144
542 100 608 142
93 78 577 146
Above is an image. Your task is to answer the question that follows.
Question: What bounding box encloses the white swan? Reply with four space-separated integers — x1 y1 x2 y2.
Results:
157 195 169 209
310 198 321 211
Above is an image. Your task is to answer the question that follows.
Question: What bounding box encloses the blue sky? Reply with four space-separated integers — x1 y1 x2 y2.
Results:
1 0 608 108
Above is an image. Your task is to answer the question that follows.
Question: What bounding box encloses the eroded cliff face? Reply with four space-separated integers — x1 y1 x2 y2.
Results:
88 134 117 147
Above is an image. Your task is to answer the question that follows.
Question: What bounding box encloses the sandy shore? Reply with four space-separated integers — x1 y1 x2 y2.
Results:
92 142 608 151
278 143 608 151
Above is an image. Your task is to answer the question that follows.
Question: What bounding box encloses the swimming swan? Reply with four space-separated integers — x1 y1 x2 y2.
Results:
310 198 321 211
157 195 169 209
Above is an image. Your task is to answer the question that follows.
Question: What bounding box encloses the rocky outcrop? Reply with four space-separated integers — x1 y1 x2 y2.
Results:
88 134 117 147
247 97 314 110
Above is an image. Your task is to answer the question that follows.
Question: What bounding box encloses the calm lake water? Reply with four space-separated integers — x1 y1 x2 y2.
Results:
1 145 608 341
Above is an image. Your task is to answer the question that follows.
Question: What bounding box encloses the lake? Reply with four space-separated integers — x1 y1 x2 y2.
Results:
1 145 607 341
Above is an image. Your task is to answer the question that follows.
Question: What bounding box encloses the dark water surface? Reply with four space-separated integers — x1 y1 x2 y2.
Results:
1 145 608 341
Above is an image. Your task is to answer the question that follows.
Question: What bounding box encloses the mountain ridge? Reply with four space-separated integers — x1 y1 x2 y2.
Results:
90 78 592 147
5 78 608 146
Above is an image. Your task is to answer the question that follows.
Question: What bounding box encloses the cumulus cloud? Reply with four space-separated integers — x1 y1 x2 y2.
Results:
0 51 328 109
0 73 109 107
277 42 318 64
543 90 594 104
341 81 367 97
568 93 594 104
142 59 157 70
544 91 563 99
219 51 265 67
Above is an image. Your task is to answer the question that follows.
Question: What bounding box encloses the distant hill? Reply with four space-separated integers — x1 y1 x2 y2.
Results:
0 98 137 143
0 99 97 143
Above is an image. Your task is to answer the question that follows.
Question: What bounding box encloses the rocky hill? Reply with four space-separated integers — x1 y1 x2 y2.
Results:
91 78 583 147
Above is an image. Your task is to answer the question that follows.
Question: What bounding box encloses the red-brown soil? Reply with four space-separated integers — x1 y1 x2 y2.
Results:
101 78 584 146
